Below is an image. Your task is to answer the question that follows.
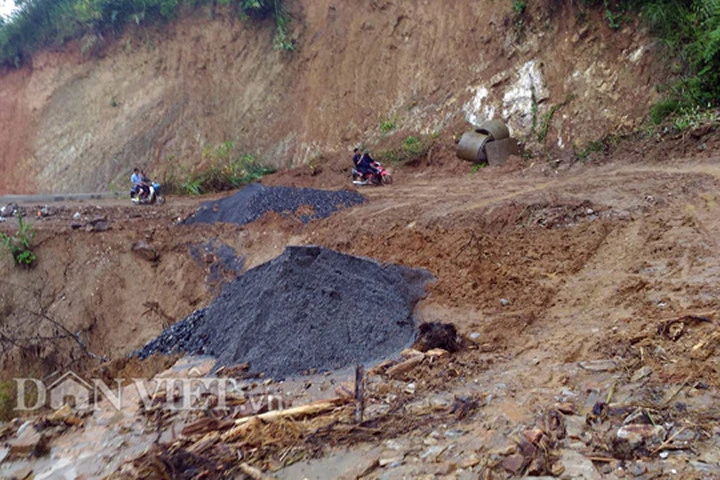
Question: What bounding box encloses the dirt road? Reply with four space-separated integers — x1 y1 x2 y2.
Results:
2 154 720 478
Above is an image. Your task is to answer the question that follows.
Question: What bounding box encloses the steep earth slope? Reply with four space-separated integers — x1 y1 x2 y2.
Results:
0 0 664 194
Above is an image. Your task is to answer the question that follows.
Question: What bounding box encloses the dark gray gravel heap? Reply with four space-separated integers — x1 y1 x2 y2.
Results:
188 239 245 284
183 183 365 226
136 246 432 379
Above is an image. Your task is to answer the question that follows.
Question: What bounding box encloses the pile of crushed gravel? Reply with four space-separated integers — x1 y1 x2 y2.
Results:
136 246 432 379
183 183 365 226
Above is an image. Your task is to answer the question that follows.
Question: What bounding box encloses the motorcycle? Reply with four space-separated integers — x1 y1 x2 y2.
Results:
131 182 165 205
352 161 393 186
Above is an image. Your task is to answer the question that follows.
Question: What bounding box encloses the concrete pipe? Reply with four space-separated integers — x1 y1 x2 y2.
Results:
476 119 510 141
456 131 491 163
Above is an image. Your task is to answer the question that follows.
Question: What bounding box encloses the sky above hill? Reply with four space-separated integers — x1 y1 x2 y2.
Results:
0 0 16 19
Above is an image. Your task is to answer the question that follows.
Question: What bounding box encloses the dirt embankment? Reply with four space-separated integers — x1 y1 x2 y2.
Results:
0 0 665 194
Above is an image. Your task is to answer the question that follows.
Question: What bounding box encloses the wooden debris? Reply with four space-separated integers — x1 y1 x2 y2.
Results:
690 331 720 360
425 348 450 358
221 398 350 443
186 431 221 455
181 417 225 437
400 348 424 357
239 462 275 480
657 312 714 341
354 365 365 424
386 355 425 379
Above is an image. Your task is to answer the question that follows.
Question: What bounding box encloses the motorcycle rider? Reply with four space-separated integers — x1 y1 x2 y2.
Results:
352 148 362 170
131 167 150 200
358 150 380 181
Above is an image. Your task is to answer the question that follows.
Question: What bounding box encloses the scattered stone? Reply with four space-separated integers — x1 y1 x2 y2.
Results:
524 428 545 445
459 453 481 469
615 424 666 457
8 427 47 458
578 359 618 372
0 203 18 216
688 460 720 475
517 437 538 458
132 240 160 262
502 453 527 475
404 383 417 394
379 455 405 467
558 450 601 480
413 322 459 353
500 298 511 306
628 462 647 477
630 366 653 383
565 415 587 440
428 394 454 411
623 408 653 425
89 221 110 232
420 445 447 462
47 404 72 423
492 444 517 456
555 402 576 414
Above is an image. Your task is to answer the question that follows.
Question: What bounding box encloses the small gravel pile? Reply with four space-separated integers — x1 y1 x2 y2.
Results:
183 183 365 226
136 246 432 379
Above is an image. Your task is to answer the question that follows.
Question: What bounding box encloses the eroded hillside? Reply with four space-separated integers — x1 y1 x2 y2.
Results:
0 0 665 194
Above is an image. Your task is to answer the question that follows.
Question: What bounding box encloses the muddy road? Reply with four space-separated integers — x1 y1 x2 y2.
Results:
1 153 720 478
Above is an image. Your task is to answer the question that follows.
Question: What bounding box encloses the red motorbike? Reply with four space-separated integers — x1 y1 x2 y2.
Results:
351 161 393 186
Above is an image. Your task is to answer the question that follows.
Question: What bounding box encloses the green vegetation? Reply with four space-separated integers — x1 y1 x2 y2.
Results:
574 132 626 160
536 95 574 144
377 135 434 166
470 163 487 173
0 381 13 421
379 118 397 133
513 0 527 14
0 213 36 266
0 213 36 267
578 0 720 123
0 379 41 421
162 141 275 195
641 0 720 122
0 0 291 68
511 0 528 38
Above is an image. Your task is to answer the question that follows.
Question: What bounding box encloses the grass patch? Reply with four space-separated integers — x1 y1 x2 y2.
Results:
379 118 397 133
162 141 275 195
0 213 36 267
376 134 434 166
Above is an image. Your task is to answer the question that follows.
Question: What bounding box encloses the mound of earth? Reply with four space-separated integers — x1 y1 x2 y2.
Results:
136 246 432 378
183 183 365 226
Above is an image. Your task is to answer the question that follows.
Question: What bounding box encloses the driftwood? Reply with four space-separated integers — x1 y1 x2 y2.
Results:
221 397 350 442
354 365 365 424
239 462 275 480
386 354 425 378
